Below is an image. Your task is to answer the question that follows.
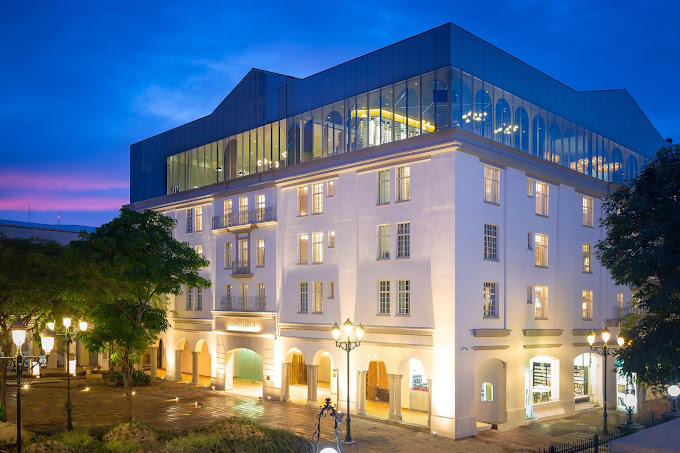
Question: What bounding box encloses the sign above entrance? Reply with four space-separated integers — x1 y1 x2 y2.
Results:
227 318 261 332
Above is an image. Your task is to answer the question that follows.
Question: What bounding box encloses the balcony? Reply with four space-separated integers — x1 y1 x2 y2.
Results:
231 260 252 278
212 207 276 232
219 295 269 312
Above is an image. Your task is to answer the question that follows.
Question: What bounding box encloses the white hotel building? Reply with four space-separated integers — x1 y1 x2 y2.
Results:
128 24 665 439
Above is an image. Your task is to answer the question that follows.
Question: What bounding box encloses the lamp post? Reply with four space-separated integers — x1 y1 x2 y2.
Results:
668 385 680 413
47 317 87 431
0 320 53 453
332 319 363 445
587 328 624 435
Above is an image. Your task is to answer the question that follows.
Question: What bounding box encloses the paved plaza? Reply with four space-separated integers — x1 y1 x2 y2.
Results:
5 375 634 452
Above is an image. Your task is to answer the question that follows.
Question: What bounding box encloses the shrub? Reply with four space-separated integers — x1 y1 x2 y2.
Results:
59 430 97 451
165 432 222 452
104 439 140 453
114 370 151 386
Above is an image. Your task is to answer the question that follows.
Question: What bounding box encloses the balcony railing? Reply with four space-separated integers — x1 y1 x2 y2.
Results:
615 305 647 319
212 207 275 229
231 260 251 276
219 295 268 312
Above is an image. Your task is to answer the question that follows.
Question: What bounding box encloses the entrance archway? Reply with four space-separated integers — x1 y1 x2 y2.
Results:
178 338 193 383
574 352 602 406
224 348 263 398
397 358 430 426
287 348 308 404
365 356 389 419
475 358 507 427
313 350 336 407
195 340 211 386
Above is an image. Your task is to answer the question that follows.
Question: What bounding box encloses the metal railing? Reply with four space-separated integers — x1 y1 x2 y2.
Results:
231 260 251 275
534 430 623 453
219 295 268 312
615 305 647 319
212 207 275 229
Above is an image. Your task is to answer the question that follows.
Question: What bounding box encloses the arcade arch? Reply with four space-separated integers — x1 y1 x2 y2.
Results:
475 358 507 426
224 347 264 398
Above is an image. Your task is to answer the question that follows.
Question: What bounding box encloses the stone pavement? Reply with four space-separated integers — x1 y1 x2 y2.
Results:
3 376 636 452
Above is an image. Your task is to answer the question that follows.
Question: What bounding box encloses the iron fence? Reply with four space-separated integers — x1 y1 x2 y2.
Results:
219 295 268 312
534 431 623 453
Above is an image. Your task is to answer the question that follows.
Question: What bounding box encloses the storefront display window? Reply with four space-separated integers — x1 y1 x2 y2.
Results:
617 368 637 413
528 356 559 405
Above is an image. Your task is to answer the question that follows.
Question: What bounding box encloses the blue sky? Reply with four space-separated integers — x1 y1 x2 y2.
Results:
1 0 677 227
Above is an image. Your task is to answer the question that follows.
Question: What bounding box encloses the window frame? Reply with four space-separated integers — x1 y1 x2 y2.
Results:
298 186 308 216
397 279 410 315
582 289 593 320
397 166 411 201
328 230 335 248
299 282 308 313
483 223 498 260
582 196 594 227
298 233 309 264
378 280 391 314
377 224 390 259
535 181 549 216
483 165 500 204
257 238 265 267
378 169 391 204
397 222 410 258
327 180 334 197
313 282 323 313
534 286 548 319
534 233 548 267
483 282 498 318
582 243 592 273
312 182 324 214
312 232 324 263
224 241 233 269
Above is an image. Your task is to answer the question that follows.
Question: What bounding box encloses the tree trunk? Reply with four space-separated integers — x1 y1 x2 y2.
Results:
122 347 134 421
0 342 10 423
109 342 116 384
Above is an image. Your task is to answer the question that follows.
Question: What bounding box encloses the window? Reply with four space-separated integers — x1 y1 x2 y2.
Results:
534 286 548 319
299 283 308 312
224 242 233 268
535 233 548 267
527 178 534 197
483 224 498 260
329 281 335 299
298 186 308 216
186 287 193 310
397 222 410 258
379 280 390 314
312 232 324 263
224 199 233 217
397 166 410 201
481 382 493 402
238 239 248 267
195 206 203 231
535 182 549 216
257 238 265 266
196 288 203 311
239 196 248 223
313 282 323 312
186 208 194 233
312 183 323 214
398 280 410 315
224 284 232 309
241 284 248 309
617 292 624 309
583 196 594 227
256 193 265 221
257 193 265 210
378 225 390 259
527 285 533 304
328 230 335 248
195 245 203 256
582 243 592 273
582 290 593 320
527 232 533 250
298 233 308 264
258 283 266 309
378 170 390 204
327 180 334 197
483 282 498 318
484 166 500 204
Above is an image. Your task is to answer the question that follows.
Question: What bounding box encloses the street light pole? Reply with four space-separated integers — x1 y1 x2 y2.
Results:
587 328 624 435
332 319 364 445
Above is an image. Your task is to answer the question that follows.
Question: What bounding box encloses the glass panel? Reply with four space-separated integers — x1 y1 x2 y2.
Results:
303 110 313 162
236 133 243 177
407 75 421 137
313 107 322 159
421 71 434 134
272 121 280 169
356 92 368 150
393 80 407 142
474 87 492 138
380 84 393 144
345 96 357 152
434 66 450 130
333 100 345 155
452 76 472 131
264 123 272 170
368 88 380 147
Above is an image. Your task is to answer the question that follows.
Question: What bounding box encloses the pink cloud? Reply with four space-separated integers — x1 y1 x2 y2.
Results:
0 196 128 212
0 170 128 191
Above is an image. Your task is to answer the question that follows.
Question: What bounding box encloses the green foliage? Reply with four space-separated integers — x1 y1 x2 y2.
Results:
165 432 223 452
597 144 680 392
59 429 98 451
115 370 151 386
103 439 140 453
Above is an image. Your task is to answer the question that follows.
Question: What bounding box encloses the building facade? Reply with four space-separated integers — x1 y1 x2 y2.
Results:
128 24 665 439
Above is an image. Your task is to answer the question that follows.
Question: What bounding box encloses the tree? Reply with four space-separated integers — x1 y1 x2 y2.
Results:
67 208 210 421
597 144 680 393
0 235 66 422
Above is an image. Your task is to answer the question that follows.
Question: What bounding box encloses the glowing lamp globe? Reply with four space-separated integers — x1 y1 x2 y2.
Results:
601 328 611 343
356 323 364 340
41 333 55 354
62 317 72 329
587 331 595 346
624 393 636 408
617 336 624 347
343 318 353 336
11 320 27 348
79 320 88 331
46 321 55 331
320 448 338 453
668 385 680 398
331 323 341 341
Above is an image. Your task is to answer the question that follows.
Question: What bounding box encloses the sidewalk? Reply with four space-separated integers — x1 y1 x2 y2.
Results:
3 377 637 452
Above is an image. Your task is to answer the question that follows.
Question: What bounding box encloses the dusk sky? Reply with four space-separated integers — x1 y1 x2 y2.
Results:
1 1 678 227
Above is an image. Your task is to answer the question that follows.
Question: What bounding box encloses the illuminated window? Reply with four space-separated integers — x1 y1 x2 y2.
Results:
397 222 410 258
378 170 390 204
256 193 265 221
195 245 203 256
299 283 308 312
298 234 308 264
484 224 498 260
534 286 548 319
195 206 203 231
536 182 549 216
397 166 410 201
258 283 266 309
224 242 232 269
312 232 324 263
484 166 500 204
224 284 232 308
313 282 323 312
238 239 248 267
398 280 410 315
583 196 594 227
329 281 335 299
483 282 497 318
298 186 308 216
327 180 334 197
535 233 548 267
238 196 248 223
582 243 592 272
481 382 493 401
224 199 232 217
328 230 335 248
379 280 390 314
378 225 390 259
313 183 323 214
527 178 534 197
582 290 593 320
241 284 248 309
257 238 265 266
617 292 624 309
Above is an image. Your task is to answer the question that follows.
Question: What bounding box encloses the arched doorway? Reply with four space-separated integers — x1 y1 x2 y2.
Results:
313 350 336 407
224 348 263 398
195 340 211 386
178 338 193 383
287 348 308 404
475 358 507 429
365 357 389 419
574 352 602 406
397 357 430 426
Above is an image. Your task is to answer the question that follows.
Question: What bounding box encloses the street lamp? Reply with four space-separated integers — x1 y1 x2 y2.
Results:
668 385 680 413
48 317 87 431
332 318 363 445
587 327 624 435
0 320 52 453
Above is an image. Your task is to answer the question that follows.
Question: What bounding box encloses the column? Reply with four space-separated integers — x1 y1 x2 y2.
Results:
307 365 318 406
191 351 200 385
357 370 367 415
149 347 158 378
281 362 290 402
388 374 403 421
174 349 182 382
427 378 433 427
